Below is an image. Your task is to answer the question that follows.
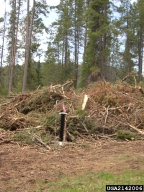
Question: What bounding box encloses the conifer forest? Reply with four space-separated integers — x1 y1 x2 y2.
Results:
0 0 144 95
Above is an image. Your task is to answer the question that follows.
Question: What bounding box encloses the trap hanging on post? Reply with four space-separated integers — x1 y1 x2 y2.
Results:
59 112 67 146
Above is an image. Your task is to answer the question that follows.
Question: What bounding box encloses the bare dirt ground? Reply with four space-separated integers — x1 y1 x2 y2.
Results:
0 139 144 192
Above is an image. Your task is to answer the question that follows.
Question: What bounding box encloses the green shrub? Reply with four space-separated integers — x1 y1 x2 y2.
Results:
116 130 138 140
12 131 33 145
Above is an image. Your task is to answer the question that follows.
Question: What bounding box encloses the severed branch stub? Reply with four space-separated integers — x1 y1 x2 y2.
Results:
82 94 89 110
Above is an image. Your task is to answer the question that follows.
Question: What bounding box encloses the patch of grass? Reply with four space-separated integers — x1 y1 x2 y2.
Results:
12 130 33 145
8 190 15 192
139 157 144 163
116 130 138 140
115 153 144 164
75 107 87 116
35 170 144 192
117 153 133 160
11 127 51 146
35 129 52 144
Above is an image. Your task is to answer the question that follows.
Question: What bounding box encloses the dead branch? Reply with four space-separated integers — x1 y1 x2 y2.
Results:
69 115 80 119
121 74 129 82
81 122 89 133
76 131 86 139
90 109 98 117
98 134 116 140
16 126 43 131
104 106 109 124
62 80 73 87
30 133 51 150
137 86 144 95
66 130 75 141
0 139 16 145
127 123 144 136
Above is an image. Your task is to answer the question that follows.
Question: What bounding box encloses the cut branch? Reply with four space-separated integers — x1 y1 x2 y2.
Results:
127 123 144 136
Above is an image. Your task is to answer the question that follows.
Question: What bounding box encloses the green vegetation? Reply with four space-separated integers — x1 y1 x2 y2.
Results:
12 130 33 145
35 170 144 192
0 0 144 95
11 127 52 146
75 108 87 116
116 130 139 140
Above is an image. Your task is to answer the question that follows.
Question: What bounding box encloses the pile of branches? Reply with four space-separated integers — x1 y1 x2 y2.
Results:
85 82 144 138
0 80 144 144
0 81 73 130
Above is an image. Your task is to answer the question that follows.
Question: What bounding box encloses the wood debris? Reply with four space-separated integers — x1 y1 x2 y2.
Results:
0 81 144 146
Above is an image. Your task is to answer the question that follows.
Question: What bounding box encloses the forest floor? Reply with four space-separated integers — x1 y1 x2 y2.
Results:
0 137 144 192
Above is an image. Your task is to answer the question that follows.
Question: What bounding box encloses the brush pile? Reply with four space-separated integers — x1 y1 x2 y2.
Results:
0 80 144 145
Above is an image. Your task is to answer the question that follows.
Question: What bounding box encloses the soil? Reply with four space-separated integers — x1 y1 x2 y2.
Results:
0 139 144 192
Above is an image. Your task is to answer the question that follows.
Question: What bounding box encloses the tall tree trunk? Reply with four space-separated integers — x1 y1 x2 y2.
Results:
138 26 143 82
0 0 7 87
62 39 64 68
8 0 16 96
83 0 90 61
29 0 35 54
22 0 30 93
14 0 21 61
22 0 35 93
102 4 107 79
64 35 68 68
74 0 78 88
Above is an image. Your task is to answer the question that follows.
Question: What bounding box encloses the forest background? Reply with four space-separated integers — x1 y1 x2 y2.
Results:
0 0 143 96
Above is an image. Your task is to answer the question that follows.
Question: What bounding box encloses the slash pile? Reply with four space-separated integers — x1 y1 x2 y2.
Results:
0 80 144 144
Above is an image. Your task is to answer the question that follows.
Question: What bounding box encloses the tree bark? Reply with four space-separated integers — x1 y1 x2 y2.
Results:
74 0 78 88
8 0 16 96
0 0 7 87
22 0 35 93
138 27 143 82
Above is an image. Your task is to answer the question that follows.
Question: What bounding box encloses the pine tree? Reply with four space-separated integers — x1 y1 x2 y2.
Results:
49 0 73 83
22 0 33 93
0 0 7 88
43 42 58 85
116 0 135 81
72 0 85 87
136 0 144 82
117 0 144 82
22 0 49 92
8 0 22 95
81 0 111 85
